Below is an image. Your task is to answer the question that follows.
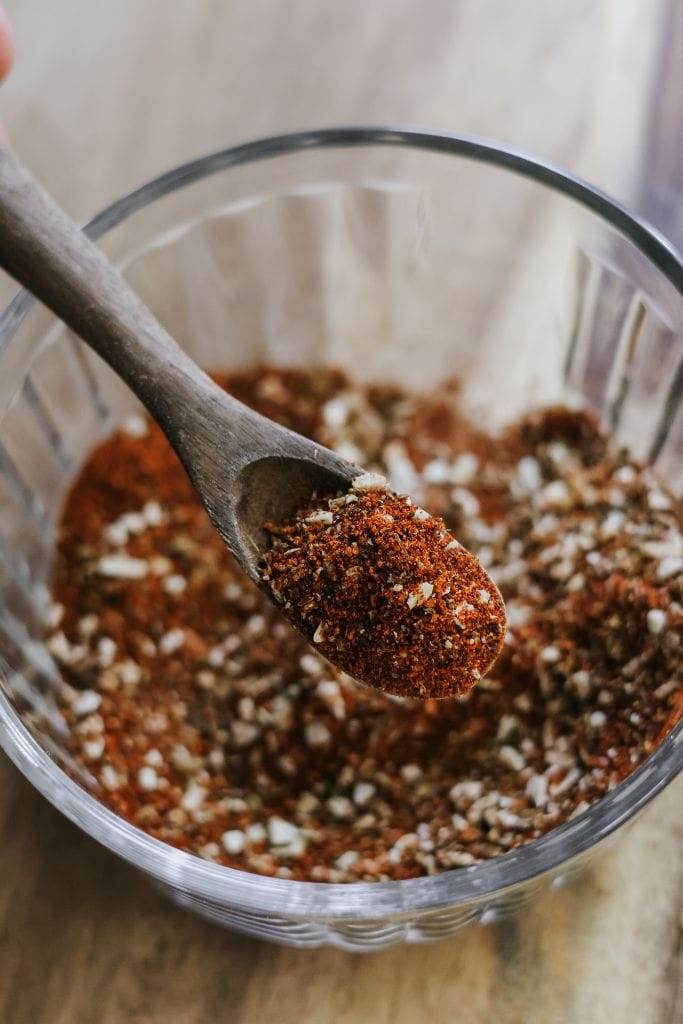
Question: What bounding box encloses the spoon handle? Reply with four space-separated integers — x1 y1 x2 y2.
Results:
0 145 226 434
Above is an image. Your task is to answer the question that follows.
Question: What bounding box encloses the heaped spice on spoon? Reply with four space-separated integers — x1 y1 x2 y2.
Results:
261 476 506 699
45 366 683 882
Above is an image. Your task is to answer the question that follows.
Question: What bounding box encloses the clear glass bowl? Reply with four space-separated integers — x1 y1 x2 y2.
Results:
0 128 681 950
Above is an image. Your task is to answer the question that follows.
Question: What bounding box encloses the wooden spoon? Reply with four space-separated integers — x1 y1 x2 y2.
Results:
0 146 358 581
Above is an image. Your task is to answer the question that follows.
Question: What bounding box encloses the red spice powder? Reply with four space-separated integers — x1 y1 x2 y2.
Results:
44 366 682 883
262 484 506 699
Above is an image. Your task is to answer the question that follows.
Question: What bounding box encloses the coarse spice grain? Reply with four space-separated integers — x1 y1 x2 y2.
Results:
46 366 683 882
261 481 506 699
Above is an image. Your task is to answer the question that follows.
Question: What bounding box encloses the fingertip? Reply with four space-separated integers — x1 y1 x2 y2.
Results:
0 5 15 84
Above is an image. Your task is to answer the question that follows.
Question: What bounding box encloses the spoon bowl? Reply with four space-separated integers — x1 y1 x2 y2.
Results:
231 453 357 578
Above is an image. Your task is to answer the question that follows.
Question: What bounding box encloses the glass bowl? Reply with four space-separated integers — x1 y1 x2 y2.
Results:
0 128 681 950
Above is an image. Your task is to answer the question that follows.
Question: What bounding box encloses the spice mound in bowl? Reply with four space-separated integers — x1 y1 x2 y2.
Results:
46 366 683 882
261 475 506 699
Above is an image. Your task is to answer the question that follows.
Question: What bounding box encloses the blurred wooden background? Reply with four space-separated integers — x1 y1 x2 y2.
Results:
0 2 682 1022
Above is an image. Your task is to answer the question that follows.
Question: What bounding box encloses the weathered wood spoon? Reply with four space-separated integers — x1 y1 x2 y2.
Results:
0 146 357 582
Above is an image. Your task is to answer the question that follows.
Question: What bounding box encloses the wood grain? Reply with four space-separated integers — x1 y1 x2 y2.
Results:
0 2 681 1022
1 765 681 1024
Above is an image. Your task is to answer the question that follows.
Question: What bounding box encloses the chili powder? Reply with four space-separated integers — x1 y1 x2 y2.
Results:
45 366 683 882
262 481 506 699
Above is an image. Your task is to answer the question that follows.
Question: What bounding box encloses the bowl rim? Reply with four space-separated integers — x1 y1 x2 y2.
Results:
0 126 681 919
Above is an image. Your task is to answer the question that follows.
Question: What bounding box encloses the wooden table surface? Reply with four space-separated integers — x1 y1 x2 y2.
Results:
1 3 682 1022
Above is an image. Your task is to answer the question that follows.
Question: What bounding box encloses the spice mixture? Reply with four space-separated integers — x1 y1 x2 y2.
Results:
261 476 506 700
46 366 682 882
